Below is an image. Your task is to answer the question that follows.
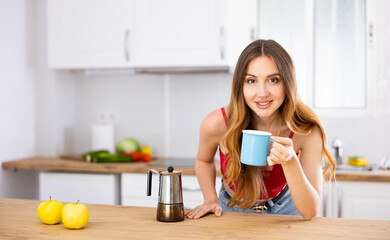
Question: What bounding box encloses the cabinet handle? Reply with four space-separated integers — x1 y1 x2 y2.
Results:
250 27 255 41
322 188 327 217
219 27 225 60
182 187 201 192
124 29 130 61
369 22 374 46
337 186 342 218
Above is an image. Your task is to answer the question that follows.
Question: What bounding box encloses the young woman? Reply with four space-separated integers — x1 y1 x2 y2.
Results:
185 39 336 221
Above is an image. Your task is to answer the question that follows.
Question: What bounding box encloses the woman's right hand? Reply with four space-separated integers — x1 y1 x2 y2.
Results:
185 201 222 219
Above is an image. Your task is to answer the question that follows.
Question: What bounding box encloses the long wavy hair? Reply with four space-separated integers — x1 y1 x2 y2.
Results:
222 39 336 209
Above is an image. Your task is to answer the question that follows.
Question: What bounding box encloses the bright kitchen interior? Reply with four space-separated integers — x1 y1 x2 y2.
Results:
1 0 390 225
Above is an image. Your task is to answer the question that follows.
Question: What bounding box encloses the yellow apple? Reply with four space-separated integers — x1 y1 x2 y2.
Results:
37 196 64 225
62 200 89 229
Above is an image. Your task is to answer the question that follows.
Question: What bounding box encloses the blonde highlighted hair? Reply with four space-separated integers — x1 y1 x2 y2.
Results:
222 39 336 209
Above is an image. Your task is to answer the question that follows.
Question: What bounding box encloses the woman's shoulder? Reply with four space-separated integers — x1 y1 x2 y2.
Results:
200 106 229 139
292 125 322 150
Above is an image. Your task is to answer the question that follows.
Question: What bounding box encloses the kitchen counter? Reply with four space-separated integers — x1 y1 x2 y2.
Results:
1 198 389 239
2 157 390 182
1 157 199 175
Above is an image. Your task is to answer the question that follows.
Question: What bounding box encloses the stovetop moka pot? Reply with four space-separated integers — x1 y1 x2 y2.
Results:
147 166 184 222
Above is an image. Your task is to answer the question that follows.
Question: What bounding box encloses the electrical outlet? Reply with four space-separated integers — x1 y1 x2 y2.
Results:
109 112 120 123
97 111 107 123
97 111 119 123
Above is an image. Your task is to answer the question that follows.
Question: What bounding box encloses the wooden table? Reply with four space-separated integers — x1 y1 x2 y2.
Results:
1 198 389 239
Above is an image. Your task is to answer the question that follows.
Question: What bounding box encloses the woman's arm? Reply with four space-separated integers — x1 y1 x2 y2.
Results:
268 126 323 220
185 109 227 219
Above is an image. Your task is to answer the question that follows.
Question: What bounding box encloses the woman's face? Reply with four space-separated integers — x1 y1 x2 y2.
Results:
243 56 286 120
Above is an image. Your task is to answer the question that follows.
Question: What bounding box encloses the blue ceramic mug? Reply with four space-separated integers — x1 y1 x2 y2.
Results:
240 130 275 166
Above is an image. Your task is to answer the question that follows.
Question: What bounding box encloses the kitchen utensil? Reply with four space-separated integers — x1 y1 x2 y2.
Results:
379 158 390 170
332 137 343 165
147 166 184 222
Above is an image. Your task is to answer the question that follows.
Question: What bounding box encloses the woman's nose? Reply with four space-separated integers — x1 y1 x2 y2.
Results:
256 83 268 97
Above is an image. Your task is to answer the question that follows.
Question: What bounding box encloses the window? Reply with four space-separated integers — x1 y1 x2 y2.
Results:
258 0 376 118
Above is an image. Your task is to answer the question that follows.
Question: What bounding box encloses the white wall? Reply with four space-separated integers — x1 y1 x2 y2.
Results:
34 0 58 157
0 0 38 199
64 72 231 158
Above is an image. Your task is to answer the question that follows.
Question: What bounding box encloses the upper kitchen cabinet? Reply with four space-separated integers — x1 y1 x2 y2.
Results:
134 0 226 68
47 0 257 70
225 0 258 70
48 0 135 69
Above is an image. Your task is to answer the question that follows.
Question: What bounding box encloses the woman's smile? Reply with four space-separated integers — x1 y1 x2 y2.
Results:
255 100 273 109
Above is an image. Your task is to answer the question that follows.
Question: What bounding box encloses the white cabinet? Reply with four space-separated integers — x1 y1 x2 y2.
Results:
39 172 120 205
121 173 157 208
47 0 257 69
48 0 135 69
182 175 222 209
135 0 226 68
225 0 258 70
324 181 390 220
121 173 222 209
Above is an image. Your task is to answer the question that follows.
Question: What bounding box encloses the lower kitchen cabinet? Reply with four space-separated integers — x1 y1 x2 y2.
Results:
121 173 222 209
39 172 120 205
121 173 158 208
181 175 222 209
325 181 390 220
40 171 390 220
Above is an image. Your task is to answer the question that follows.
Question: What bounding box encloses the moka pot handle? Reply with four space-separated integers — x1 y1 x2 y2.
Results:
147 169 160 196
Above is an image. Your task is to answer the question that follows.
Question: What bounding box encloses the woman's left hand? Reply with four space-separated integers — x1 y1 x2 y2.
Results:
267 136 296 166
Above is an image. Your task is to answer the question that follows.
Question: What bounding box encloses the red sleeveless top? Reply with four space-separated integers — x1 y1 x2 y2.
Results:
219 107 293 200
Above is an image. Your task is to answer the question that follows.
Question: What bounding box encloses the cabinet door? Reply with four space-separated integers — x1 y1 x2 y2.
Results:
337 181 390 220
135 0 226 67
225 0 258 70
39 172 120 205
48 0 135 69
182 176 222 209
121 173 158 207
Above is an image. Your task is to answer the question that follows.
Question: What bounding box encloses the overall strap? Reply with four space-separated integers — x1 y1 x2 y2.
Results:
288 131 294 139
221 107 228 127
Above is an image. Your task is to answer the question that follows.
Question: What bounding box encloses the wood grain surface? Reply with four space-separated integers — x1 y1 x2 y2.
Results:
3 157 390 182
1 198 389 240
1 157 200 175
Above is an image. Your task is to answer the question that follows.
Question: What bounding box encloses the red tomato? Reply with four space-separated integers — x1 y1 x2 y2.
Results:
141 154 152 162
129 151 143 161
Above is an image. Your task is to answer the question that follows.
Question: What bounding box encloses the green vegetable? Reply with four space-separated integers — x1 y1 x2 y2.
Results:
116 138 141 154
92 153 133 163
82 150 133 163
82 150 109 162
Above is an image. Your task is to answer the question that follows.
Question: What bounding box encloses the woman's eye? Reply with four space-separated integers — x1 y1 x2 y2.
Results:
246 79 256 84
269 77 279 83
